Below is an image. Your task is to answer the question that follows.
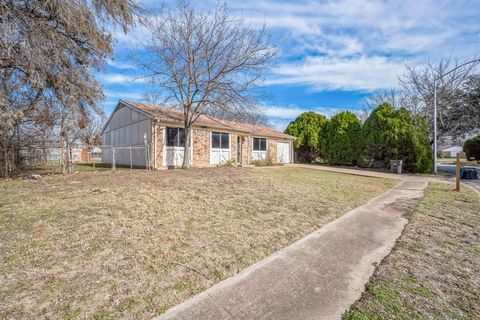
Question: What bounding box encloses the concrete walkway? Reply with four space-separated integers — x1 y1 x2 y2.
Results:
288 163 404 180
156 173 428 320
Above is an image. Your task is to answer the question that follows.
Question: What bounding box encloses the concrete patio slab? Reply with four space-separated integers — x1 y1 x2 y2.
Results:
155 176 427 320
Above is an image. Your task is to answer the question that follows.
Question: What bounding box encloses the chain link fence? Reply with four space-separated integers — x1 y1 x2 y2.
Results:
10 144 153 176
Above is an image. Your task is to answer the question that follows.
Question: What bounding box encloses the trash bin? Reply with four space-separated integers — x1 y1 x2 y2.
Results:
390 160 403 174
460 168 478 180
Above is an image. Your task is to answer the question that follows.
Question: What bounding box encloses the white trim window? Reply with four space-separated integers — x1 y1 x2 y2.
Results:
166 127 185 147
252 137 267 161
210 132 231 165
165 127 185 167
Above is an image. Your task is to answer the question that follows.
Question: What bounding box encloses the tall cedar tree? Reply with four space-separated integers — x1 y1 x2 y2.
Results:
0 0 141 175
285 111 327 157
362 103 432 172
321 112 362 165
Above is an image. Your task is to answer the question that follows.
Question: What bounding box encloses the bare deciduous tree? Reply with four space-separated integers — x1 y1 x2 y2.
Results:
138 2 276 168
78 112 106 147
357 88 402 122
399 57 480 140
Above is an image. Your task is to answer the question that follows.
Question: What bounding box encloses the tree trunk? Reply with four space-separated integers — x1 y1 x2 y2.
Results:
15 125 20 170
60 127 67 174
3 148 8 178
182 123 191 168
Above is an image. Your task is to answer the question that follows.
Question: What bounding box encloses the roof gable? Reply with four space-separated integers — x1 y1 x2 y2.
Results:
101 100 154 134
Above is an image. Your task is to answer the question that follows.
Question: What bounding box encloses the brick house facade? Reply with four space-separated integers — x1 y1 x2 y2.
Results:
102 100 295 169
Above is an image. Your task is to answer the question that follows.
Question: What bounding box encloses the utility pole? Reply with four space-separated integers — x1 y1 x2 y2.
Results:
433 78 437 174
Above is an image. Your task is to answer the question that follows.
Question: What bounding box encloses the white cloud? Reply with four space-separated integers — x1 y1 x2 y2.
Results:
104 0 480 94
110 21 150 49
264 105 347 118
263 106 309 118
99 73 147 85
230 0 480 91
107 59 136 70
268 56 404 91
104 90 145 101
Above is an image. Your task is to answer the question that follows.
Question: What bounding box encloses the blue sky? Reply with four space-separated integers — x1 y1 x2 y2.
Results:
99 0 480 130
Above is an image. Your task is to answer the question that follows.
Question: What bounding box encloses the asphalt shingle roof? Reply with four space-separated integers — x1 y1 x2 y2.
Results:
121 100 295 140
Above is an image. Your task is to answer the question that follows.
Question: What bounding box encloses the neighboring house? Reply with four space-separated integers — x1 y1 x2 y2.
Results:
70 146 102 162
101 100 295 168
439 145 463 158
34 145 100 162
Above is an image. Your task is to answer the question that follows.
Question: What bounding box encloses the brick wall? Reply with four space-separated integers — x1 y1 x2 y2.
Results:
193 127 210 167
153 123 288 168
155 124 165 169
230 133 238 163
268 139 278 164
242 136 249 165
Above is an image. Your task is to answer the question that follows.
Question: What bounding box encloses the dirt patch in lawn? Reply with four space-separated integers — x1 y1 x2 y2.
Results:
0 167 394 319
344 183 480 320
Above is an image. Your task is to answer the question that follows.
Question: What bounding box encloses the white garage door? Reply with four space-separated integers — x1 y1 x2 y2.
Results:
277 142 290 164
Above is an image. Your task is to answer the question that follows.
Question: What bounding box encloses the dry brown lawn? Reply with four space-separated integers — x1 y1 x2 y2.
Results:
344 183 480 320
0 166 395 319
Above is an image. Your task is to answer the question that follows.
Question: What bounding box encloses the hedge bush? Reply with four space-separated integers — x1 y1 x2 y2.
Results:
321 112 362 165
464 135 480 160
285 111 327 162
362 103 432 172
284 103 433 172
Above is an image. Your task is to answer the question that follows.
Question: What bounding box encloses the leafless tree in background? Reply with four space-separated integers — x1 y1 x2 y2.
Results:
138 2 277 168
400 57 480 141
357 88 402 122
78 112 106 147
0 0 141 176
206 107 271 127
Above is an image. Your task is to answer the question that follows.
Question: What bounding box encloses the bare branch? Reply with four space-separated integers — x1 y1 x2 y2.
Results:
137 2 276 168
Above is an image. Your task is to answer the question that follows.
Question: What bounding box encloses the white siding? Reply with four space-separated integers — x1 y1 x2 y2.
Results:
102 105 152 167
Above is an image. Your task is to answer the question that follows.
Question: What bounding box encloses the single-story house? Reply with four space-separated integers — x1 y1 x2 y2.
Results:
101 100 296 169
438 145 463 158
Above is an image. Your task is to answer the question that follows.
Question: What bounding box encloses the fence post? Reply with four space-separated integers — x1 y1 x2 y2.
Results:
456 153 461 192
92 147 96 172
67 145 73 174
130 147 133 170
144 146 148 170
112 146 116 172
